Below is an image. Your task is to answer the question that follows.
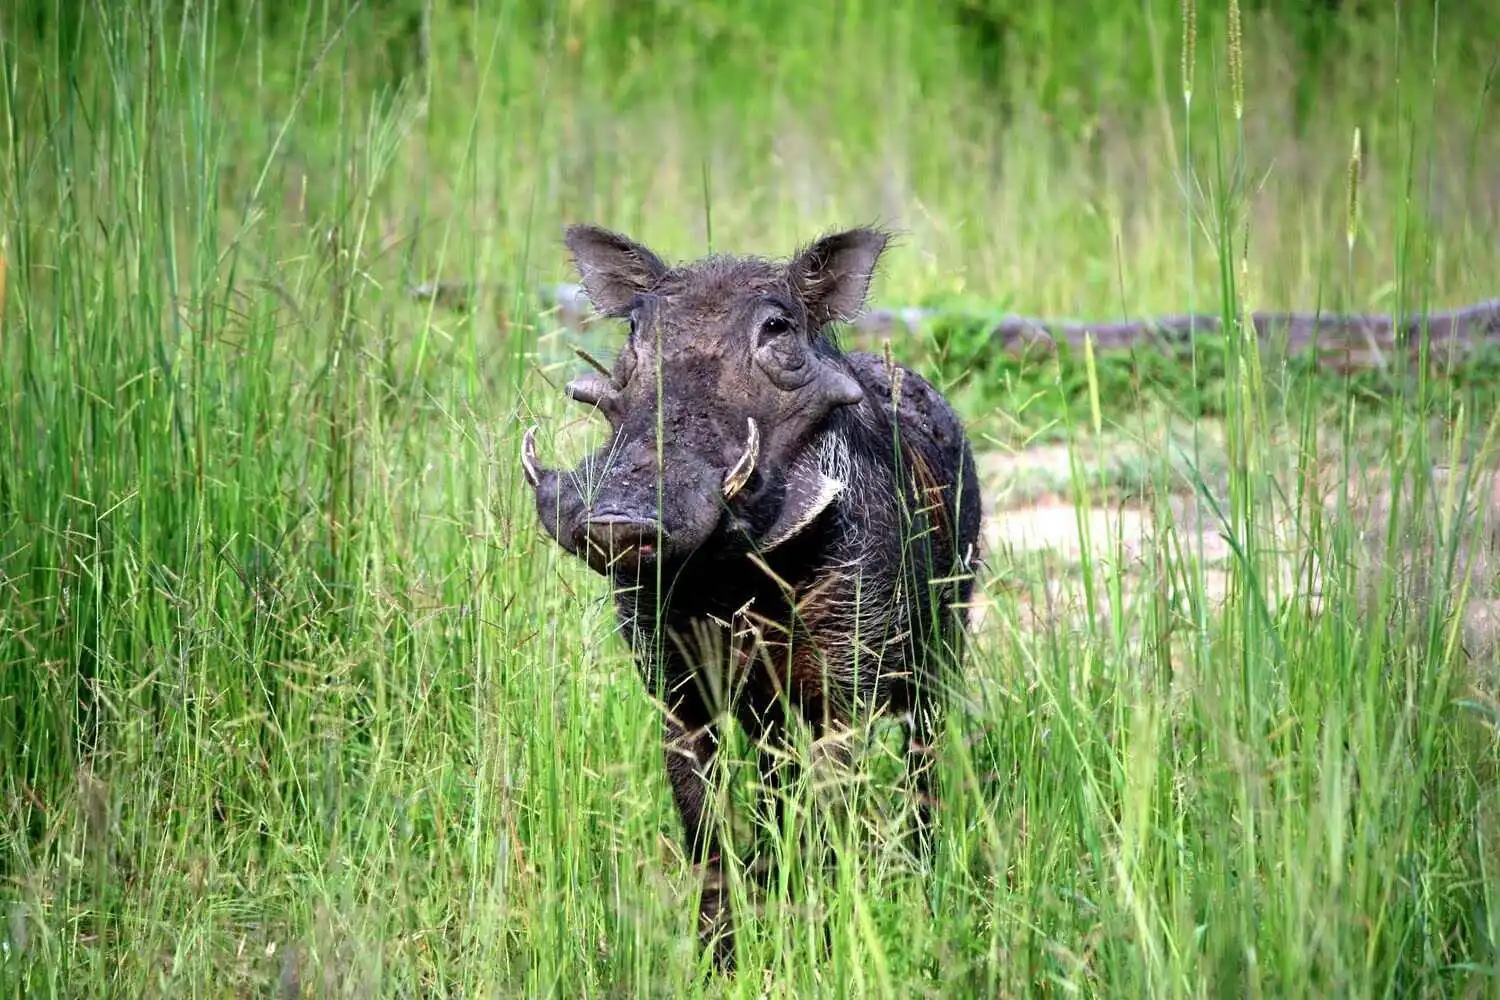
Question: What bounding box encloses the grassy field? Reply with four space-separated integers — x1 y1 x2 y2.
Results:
3 0 1500 996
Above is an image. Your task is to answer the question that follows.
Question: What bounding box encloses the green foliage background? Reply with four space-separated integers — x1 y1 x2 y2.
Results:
1 0 1498 996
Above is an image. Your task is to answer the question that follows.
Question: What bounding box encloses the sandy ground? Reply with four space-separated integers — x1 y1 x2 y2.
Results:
969 441 1500 684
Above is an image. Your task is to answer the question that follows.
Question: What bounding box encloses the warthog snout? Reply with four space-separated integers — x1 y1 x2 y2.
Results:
578 514 667 573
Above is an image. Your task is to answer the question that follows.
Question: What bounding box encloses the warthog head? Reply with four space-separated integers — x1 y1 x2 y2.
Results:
523 224 888 577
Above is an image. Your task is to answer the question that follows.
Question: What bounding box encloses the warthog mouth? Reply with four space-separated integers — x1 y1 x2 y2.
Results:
523 413 856 578
521 419 764 575
578 513 668 574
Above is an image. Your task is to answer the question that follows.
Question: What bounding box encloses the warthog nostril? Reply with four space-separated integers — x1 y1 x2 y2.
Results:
581 516 668 566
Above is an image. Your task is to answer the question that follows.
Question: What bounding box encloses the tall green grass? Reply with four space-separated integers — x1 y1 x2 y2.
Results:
2 0 1498 995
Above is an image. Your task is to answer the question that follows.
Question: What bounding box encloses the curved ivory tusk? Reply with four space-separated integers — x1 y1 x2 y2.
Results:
565 376 611 407
521 425 541 487
723 417 760 500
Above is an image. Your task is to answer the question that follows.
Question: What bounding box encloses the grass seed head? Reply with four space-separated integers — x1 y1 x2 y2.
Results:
1181 0 1197 103
1346 126 1363 252
1229 0 1244 119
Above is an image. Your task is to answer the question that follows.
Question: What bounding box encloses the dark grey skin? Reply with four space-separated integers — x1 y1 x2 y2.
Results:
522 224 983 971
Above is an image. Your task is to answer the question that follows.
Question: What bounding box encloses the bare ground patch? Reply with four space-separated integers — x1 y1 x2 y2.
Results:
967 434 1500 695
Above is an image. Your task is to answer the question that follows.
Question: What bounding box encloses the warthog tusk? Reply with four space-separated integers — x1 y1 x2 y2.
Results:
521 425 540 487
565 375 611 407
723 418 759 501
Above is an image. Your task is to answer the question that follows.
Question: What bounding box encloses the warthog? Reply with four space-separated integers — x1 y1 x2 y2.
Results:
521 224 982 969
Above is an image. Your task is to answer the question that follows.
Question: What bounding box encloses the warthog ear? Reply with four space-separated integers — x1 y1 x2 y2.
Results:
564 225 670 317
789 227 891 329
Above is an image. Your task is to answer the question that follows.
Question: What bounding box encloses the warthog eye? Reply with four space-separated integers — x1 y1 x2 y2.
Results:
759 315 793 338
